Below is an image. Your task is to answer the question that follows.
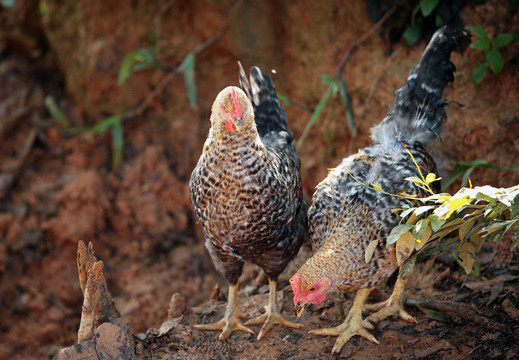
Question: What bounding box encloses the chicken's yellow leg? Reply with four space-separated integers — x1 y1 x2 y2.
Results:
365 274 416 324
310 288 378 354
246 278 303 340
194 278 255 340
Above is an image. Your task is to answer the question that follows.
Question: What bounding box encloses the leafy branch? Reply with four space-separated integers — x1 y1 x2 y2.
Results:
296 6 397 150
403 0 440 45
388 185 519 278
47 1 244 171
467 25 516 84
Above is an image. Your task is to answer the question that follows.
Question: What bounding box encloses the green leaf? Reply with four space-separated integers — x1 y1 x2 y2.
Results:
44 95 70 126
276 92 291 106
413 218 430 239
459 219 475 241
416 225 432 250
307 85 332 131
90 115 123 135
387 224 414 246
471 63 488 84
430 214 446 232
419 0 439 17
400 207 417 219
425 173 438 185
319 74 334 85
511 194 519 218
470 38 490 51
118 48 156 85
494 33 514 48
339 79 355 134
467 25 489 42
372 183 384 192
403 23 422 46
111 121 124 171
180 53 197 108
414 205 434 216
486 48 504 74
400 254 416 278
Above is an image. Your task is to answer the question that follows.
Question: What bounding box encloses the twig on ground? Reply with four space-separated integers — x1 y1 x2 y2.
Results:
404 297 509 333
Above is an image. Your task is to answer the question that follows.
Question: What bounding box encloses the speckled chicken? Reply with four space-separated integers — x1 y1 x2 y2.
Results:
290 27 470 353
190 63 307 340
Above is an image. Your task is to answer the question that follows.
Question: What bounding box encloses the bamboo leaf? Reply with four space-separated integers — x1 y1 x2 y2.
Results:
111 121 124 171
90 115 123 135
180 53 197 108
339 79 355 134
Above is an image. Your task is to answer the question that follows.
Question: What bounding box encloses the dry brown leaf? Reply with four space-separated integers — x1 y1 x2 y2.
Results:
396 231 415 266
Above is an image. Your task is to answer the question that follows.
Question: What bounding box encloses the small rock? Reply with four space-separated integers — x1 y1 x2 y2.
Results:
95 322 136 360
168 293 187 319
54 340 99 360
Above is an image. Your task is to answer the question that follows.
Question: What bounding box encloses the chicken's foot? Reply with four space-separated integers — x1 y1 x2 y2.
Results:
310 288 378 353
365 274 416 324
246 278 303 340
194 280 255 340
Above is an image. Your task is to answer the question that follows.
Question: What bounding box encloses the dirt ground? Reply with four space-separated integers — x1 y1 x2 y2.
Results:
0 1 518 359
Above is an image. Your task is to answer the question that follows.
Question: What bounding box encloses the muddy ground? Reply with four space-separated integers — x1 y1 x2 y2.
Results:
0 1 518 359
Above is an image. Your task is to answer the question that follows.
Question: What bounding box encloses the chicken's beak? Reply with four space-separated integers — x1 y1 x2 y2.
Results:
294 303 307 319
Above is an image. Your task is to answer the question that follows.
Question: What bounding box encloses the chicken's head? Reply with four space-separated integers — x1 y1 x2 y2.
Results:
211 86 254 134
290 272 332 318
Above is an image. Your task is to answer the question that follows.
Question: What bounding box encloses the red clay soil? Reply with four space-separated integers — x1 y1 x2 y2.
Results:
0 1 518 359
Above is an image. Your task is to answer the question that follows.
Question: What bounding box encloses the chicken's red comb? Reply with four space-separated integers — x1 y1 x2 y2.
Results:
231 88 243 119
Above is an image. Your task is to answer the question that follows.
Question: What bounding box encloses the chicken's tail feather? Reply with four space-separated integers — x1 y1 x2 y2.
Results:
371 26 470 147
238 62 298 161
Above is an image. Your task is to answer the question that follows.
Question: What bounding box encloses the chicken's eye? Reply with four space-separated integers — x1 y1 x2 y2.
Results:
309 287 316 292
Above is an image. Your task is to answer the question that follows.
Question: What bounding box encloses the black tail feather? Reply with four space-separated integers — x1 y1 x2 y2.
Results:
371 26 470 147
238 62 299 165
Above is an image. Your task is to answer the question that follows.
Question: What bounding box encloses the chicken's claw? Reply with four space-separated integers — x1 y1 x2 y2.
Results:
245 279 303 340
308 288 377 354
246 310 303 340
194 282 255 340
195 313 255 340
365 275 416 324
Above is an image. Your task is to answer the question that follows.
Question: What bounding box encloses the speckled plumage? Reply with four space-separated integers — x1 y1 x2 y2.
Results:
190 64 307 339
297 26 470 294
190 66 306 284
291 27 470 351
